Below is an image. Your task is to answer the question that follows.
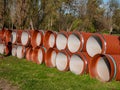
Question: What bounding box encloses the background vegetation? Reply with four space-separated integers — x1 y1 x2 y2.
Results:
0 0 120 34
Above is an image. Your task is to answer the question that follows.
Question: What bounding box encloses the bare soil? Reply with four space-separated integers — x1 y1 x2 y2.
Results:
0 79 19 90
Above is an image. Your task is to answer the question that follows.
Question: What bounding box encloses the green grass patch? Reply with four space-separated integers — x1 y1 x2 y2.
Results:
0 56 120 90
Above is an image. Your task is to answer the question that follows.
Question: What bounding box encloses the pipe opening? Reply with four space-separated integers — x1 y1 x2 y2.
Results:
86 35 102 57
0 44 5 54
70 54 84 75
49 34 55 48
96 56 111 82
17 46 25 59
12 47 17 56
37 49 43 64
56 52 68 71
11 32 17 44
36 33 41 46
68 34 81 53
21 32 29 45
56 34 67 50
51 51 57 67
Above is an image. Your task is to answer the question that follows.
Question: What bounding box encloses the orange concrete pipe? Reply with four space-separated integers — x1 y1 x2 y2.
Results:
11 30 17 44
56 50 70 71
21 30 31 46
32 47 45 64
56 31 69 50
11 45 17 56
31 30 43 48
3 30 12 44
69 52 92 75
0 29 5 43
16 30 23 44
0 43 12 55
89 54 120 82
43 30 56 50
86 33 120 57
67 31 91 53
16 45 26 59
25 47 33 61
45 48 58 68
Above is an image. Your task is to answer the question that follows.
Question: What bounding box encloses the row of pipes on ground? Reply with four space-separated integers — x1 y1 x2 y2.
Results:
0 29 120 82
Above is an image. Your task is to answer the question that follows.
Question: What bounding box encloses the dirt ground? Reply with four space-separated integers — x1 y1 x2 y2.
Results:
0 79 19 90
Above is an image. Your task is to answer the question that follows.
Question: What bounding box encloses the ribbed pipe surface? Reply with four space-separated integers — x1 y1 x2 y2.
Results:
56 31 69 51
89 54 120 82
86 33 120 57
70 52 92 75
11 45 17 56
16 45 26 59
31 30 43 48
56 50 70 71
43 31 56 50
32 47 45 64
45 48 58 67
25 47 33 61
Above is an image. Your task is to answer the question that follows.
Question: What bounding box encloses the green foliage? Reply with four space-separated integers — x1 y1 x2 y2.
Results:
0 0 120 33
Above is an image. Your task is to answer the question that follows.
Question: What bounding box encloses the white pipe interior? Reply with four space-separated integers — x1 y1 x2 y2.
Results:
17 46 24 59
56 52 68 71
70 54 84 75
37 49 43 64
68 34 81 53
56 34 67 50
36 32 41 46
49 34 55 48
96 57 110 82
12 47 17 56
86 36 102 57
51 51 57 67
0 44 5 54
11 32 17 43
21 32 29 45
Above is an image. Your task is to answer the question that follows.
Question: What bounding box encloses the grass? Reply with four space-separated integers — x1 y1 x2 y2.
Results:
0 56 120 90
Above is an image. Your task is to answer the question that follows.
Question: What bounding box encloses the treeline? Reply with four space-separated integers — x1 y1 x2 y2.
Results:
0 0 120 33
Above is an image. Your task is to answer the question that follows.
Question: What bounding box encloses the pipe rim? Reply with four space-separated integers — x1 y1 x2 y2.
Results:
86 33 106 57
56 33 67 50
68 33 81 53
21 31 30 46
45 48 57 67
56 51 69 71
89 54 116 82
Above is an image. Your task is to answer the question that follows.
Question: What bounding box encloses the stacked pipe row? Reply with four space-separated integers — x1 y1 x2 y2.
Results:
0 29 120 82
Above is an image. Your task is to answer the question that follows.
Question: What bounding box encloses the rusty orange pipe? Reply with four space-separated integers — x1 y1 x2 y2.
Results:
69 52 92 75
25 47 33 61
16 30 23 45
31 30 43 48
45 48 58 68
0 29 5 43
43 30 56 50
21 30 31 46
89 54 120 82
11 30 17 44
56 31 69 51
86 33 120 57
11 45 17 56
67 31 92 53
56 50 70 71
3 30 12 44
16 45 26 59
32 47 45 64
0 43 12 55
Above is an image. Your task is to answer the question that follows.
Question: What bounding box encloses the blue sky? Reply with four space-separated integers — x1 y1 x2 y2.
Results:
103 0 109 3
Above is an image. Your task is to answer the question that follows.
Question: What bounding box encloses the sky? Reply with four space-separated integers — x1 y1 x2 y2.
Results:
103 0 109 4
